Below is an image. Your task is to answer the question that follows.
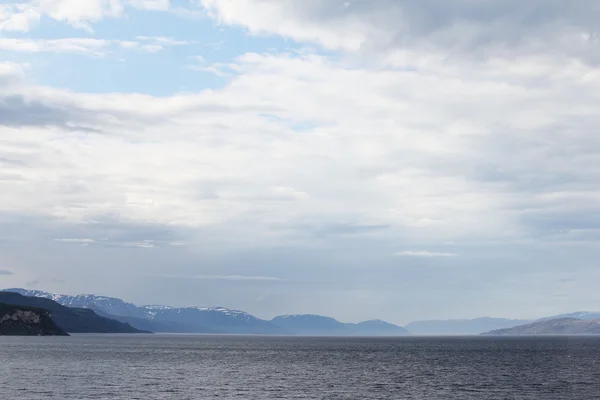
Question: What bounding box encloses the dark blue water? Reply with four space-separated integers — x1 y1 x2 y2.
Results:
1 335 599 399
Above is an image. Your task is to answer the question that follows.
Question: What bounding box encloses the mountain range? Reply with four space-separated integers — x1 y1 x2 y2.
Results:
3 289 408 336
0 292 146 333
4 288 600 336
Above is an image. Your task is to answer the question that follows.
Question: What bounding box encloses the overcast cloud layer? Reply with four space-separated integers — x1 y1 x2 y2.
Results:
1 0 600 324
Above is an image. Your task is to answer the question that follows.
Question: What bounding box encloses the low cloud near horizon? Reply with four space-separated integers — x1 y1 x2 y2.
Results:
395 251 459 258
2 0 600 324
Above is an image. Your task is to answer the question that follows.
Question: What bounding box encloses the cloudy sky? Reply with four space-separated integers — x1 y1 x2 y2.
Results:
1 0 600 324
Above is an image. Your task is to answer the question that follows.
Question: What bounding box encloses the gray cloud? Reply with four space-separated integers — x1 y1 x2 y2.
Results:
148 273 288 282
0 157 27 166
54 238 96 244
202 0 600 63
0 269 14 275
0 95 101 131
0 172 25 182
396 251 459 258
25 278 66 287
272 221 391 238
0 212 187 250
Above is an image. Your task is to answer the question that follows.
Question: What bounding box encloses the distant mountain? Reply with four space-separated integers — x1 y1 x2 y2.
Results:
272 315 348 335
404 317 532 335
143 305 282 334
4 288 281 334
355 319 409 336
538 312 600 321
0 292 147 334
484 318 600 335
5 289 147 318
271 314 409 336
91 310 215 334
0 303 68 336
4 289 406 335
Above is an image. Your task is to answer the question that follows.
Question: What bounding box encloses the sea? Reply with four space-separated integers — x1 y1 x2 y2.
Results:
1 335 599 399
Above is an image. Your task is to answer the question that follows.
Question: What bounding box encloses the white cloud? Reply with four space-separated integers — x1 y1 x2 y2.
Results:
118 241 157 248
0 37 190 56
128 0 170 11
54 238 96 244
0 62 27 81
0 38 111 56
187 57 233 77
135 36 190 46
0 0 181 32
200 0 369 51
13 0 125 32
117 41 163 53
396 251 459 258
0 4 40 31
2 49 600 251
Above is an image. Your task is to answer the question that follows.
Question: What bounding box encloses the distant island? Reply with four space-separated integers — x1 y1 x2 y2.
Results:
0 303 68 336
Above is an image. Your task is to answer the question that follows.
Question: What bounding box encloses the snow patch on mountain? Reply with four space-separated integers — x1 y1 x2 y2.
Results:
2 288 277 333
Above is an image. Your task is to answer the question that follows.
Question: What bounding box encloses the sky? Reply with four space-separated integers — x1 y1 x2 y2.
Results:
1 0 600 325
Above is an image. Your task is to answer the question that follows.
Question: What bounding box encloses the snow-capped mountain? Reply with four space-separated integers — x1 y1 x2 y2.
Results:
5 288 146 319
3 288 282 334
2 288 409 335
143 305 279 334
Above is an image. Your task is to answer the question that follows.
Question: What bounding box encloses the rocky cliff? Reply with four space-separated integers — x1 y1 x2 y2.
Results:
0 292 148 333
0 303 69 336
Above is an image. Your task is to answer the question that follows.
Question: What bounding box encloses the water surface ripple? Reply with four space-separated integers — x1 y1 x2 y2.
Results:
2 335 599 399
